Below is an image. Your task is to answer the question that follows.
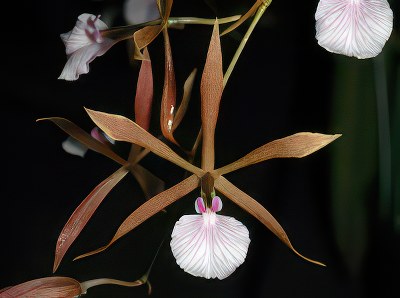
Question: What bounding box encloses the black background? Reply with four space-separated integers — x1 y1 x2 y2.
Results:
2 0 397 297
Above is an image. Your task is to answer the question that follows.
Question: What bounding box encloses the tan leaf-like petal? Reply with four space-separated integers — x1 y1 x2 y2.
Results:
172 68 197 132
135 47 153 131
37 117 126 165
53 166 129 272
160 27 178 145
214 176 325 266
201 21 223 171
1 277 82 297
85 108 204 176
215 133 341 175
131 163 165 199
133 25 163 60
132 0 173 60
75 174 199 260
220 0 261 36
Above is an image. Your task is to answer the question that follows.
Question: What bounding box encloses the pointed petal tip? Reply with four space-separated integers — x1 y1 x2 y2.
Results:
36 117 49 122
52 261 58 274
73 244 110 261
329 133 342 141
292 247 326 267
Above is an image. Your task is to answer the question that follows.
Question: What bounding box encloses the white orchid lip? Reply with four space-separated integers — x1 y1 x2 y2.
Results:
170 197 250 280
59 14 117 81
315 0 393 59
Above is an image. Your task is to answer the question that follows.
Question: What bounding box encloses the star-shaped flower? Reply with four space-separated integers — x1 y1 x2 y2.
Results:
74 21 341 278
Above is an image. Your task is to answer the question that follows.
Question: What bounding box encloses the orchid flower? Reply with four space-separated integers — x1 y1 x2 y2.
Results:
71 21 341 279
315 0 393 59
58 0 172 80
58 13 117 81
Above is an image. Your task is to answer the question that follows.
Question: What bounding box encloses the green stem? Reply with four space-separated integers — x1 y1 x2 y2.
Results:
79 237 164 295
101 16 241 39
223 0 272 88
80 278 144 294
168 16 241 26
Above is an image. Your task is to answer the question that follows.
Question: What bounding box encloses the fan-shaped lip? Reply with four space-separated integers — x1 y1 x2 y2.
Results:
315 0 393 59
170 197 251 280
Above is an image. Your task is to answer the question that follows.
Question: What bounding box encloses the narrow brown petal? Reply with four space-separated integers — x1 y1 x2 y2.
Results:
160 27 178 145
214 176 326 266
75 174 199 260
215 133 342 176
1 277 82 297
85 108 204 176
200 21 223 171
135 47 153 131
220 0 261 36
53 166 129 272
130 164 165 199
172 68 198 132
37 117 126 165
158 0 173 24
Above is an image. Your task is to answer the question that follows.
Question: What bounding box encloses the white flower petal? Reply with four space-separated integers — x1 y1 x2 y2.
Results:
315 0 393 59
62 137 88 158
171 212 250 279
59 14 116 81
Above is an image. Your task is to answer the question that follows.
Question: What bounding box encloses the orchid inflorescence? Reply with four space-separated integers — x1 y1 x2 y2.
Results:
1 0 394 296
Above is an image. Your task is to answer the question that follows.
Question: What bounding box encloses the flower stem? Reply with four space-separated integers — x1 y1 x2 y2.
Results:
168 16 241 26
101 16 241 39
79 237 164 295
223 0 272 88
